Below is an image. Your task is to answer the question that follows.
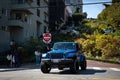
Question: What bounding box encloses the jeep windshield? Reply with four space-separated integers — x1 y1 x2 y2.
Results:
53 42 76 50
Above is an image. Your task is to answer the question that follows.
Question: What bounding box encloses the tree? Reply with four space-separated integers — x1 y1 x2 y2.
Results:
98 3 120 30
112 0 120 3
66 16 73 26
72 7 87 26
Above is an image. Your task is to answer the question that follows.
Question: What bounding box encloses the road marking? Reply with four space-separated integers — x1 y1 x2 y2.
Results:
0 75 63 79
87 67 120 72
33 76 63 79
88 78 120 80
110 68 120 71
0 74 120 80
92 67 103 70
52 68 58 71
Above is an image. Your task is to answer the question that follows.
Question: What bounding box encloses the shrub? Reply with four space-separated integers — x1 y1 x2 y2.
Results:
76 34 120 59
95 35 120 58
21 39 45 63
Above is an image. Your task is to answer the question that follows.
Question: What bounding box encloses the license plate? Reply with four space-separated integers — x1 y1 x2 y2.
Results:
52 59 59 63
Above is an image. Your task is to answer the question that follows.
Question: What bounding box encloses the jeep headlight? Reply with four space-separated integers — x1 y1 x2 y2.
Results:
42 53 47 58
42 53 51 58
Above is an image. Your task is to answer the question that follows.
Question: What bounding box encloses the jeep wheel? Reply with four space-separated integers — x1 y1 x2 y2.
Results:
41 62 51 73
80 61 86 70
70 60 79 73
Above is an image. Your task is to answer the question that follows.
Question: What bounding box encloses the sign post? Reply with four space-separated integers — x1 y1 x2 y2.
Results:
43 33 51 43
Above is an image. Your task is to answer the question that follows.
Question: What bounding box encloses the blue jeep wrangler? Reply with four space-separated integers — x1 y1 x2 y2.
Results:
41 42 86 73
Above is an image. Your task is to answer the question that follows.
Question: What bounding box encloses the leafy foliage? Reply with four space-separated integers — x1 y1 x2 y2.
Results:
112 0 120 3
76 34 120 59
72 13 85 26
98 3 120 30
95 35 120 58
21 39 46 63
72 7 87 26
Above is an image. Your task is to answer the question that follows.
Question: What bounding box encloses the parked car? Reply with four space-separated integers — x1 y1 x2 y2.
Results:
41 42 87 73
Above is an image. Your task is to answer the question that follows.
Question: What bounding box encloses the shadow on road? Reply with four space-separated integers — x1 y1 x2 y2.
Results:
50 68 107 75
0 65 106 75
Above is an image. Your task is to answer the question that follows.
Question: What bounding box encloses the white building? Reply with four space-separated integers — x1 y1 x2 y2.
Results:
0 0 48 51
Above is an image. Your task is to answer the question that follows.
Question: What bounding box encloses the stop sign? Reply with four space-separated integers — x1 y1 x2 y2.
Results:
43 33 51 43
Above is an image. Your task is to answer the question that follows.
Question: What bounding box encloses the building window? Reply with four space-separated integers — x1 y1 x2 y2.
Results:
44 26 46 33
44 13 47 21
29 18 31 24
2 9 7 16
2 9 4 14
78 0 81 3
18 0 24 4
24 14 28 22
65 0 70 4
15 13 22 20
11 0 26 4
37 0 40 6
37 9 40 17
70 0 73 4
44 13 47 22
0 26 7 31
27 0 33 4
36 21 41 37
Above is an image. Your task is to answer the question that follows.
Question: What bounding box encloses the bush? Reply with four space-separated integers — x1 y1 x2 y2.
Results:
76 34 120 59
21 39 45 63
96 35 120 58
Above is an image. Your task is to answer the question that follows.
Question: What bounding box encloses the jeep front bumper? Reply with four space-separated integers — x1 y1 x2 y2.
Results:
41 59 73 65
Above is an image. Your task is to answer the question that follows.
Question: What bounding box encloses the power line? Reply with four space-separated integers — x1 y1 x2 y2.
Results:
0 1 112 10
78 1 112 5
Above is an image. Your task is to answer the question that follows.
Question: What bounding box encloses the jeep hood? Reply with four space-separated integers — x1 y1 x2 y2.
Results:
48 49 77 54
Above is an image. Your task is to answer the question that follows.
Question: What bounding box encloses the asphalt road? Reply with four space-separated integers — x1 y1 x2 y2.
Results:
0 60 120 80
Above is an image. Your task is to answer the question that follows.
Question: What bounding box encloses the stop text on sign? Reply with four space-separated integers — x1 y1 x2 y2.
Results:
43 33 51 43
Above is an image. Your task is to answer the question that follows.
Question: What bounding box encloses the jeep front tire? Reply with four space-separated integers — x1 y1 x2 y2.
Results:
70 59 79 73
80 61 86 70
41 62 51 73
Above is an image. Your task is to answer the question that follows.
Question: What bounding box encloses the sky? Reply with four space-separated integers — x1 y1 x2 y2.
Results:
83 0 112 18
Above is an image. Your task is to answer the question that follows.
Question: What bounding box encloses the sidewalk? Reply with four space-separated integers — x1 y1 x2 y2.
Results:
0 63 40 72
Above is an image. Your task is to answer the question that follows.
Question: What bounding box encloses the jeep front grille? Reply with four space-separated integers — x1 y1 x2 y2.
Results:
51 53 63 59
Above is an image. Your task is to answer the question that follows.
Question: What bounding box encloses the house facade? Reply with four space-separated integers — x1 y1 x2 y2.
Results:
0 0 48 52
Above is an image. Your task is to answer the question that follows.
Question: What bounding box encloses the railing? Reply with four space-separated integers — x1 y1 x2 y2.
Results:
7 18 29 29
11 0 33 5
8 18 26 22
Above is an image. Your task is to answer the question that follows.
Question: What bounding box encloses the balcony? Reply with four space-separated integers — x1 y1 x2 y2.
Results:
10 2 33 14
11 0 33 4
7 19 29 28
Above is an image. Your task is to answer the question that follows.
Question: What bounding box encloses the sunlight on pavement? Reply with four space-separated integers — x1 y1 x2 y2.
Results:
0 75 120 80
